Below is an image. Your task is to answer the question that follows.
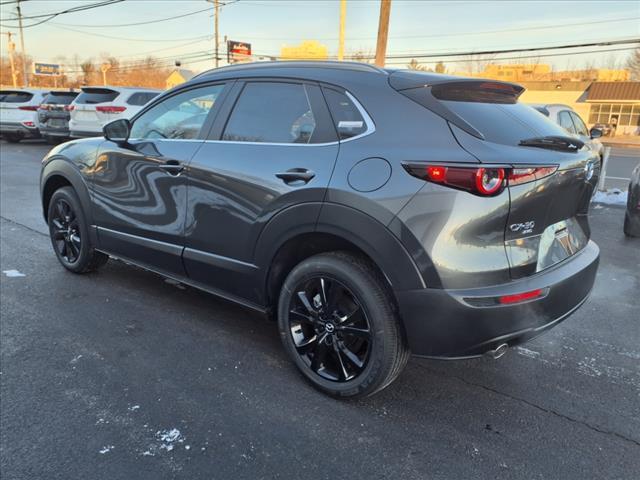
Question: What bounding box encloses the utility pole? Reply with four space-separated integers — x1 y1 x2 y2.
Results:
16 0 29 87
5 32 18 88
338 0 346 61
209 0 219 68
101 63 111 86
374 0 391 67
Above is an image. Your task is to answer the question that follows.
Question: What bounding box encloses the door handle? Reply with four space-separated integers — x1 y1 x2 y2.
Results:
158 160 184 175
275 168 315 185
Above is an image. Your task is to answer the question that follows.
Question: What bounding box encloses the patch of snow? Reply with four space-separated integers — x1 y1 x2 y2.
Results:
592 189 628 206
185 445 191 450
128 405 140 412
2 270 26 277
70 355 83 364
141 450 155 457
515 347 540 359
99 445 114 454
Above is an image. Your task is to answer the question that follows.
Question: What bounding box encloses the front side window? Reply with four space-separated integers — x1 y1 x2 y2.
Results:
558 111 576 134
323 88 367 140
130 85 224 140
570 112 588 136
222 82 317 144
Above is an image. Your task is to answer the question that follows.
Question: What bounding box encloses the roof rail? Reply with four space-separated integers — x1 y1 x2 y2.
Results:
194 60 386 79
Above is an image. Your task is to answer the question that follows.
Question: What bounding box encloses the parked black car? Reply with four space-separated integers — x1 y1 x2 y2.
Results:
38 90 79 143
40 62 600 397
624 163 640 237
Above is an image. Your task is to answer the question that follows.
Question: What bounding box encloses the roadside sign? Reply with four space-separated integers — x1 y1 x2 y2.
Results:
227 40 251 63
33 63 62 76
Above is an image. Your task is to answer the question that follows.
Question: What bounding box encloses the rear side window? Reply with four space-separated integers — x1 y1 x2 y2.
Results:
570 112 589 136
75 88 119 104
0 91 33 103
440 100 569 146
42 92 78 105
222 82 317 144
323 88 367 140
127 92 159 106
558 111 576 134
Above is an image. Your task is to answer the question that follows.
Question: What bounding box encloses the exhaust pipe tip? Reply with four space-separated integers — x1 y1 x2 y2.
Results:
486 343 509 360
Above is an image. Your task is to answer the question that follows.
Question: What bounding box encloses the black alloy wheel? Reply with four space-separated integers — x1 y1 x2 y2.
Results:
47 186 108 273
50 198 82 264
278 252 410 398
288 276 371 382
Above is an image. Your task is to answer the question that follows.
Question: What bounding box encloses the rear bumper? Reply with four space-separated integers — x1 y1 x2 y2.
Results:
40 126 71 137
0 122 40 138
397 240 600 358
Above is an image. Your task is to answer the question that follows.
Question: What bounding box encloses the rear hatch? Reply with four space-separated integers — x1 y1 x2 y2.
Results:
71 87 121 131
0 90 36 124
39 91 78 129
391 73 599 278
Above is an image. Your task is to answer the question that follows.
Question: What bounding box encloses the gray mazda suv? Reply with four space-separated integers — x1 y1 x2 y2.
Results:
40 62 600 398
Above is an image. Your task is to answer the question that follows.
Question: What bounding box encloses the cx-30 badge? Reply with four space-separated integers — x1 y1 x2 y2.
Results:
510 221 535 235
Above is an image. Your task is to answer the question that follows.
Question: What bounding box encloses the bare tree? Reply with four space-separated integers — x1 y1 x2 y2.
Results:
626 47 640 80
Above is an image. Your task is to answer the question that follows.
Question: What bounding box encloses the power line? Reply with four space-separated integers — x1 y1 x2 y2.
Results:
48 24 211 43
0 0 123 28
51 6 213 28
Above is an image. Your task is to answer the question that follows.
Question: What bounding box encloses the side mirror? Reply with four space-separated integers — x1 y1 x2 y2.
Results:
103 118 131 144
590 127 603 139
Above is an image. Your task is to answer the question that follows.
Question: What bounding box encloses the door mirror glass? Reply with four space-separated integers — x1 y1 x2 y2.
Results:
103 118 131 144
590 127 603 139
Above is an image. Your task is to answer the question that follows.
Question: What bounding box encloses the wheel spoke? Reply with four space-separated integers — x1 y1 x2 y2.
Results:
297 291 317 316
52 219 64 230
332 341 350 381
53 230 66 240
337 325 370 339
310 335 329 371
290 309 316 326
70 234 81 249
338 343 364 369
295 334 318 354
337 304 363 326
66 239 77 259
56 201 66 220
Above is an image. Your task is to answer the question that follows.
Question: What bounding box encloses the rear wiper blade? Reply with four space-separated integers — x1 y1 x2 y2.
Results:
519 136 584 153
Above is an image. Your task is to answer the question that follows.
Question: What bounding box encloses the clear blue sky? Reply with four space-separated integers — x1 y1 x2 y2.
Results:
1 0 638 74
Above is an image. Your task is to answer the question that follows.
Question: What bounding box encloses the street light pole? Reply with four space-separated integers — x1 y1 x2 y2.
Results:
374 0 391 67
214 0 219 68
16 0 29 87
338 0 346 61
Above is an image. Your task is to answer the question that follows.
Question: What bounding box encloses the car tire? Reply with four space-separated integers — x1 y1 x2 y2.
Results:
277 251 410 398
5 134 21 143
44 135 59 145
47 186 108 273
623 212 637 237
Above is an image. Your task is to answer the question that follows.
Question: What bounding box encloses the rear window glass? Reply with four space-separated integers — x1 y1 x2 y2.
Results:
42 92 78 105
75 88 119 104
323 88 367 140
127 92 159 106
0 91 34 103
440 100 569 146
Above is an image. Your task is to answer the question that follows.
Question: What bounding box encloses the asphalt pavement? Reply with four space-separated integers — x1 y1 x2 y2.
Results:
603 145 640 190
1 140 639 480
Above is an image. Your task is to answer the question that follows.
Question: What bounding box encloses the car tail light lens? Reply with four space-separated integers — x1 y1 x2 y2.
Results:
499 288 544 304
65 105 75 111
22 121 36 127
19 105 39 111
96 106 126 113
403 163 558 196
508 166 558 186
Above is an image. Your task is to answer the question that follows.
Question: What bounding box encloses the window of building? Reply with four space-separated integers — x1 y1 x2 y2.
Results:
588 103 640 126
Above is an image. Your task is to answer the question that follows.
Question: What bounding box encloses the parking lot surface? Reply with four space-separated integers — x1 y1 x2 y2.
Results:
1 141 639 480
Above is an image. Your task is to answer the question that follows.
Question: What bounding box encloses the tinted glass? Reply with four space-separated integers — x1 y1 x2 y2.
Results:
0 91 33 103
570 112 589 136
127 92 159 106
130 84 224 140
223 82 316 144
323 88 367 139
75 88 119 104
42 92 78 105
558 111 576 134
441 100 570 146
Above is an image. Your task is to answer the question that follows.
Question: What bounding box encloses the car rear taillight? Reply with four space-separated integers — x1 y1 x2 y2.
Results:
18 105 39 111
499 288 545 304
402 163 558 196
22 121 36 127
96 106 126 113
65 105 75 111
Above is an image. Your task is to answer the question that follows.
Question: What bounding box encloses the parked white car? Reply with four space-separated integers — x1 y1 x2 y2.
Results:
0 88 48 142
69 86 160 138
529 103 604 163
